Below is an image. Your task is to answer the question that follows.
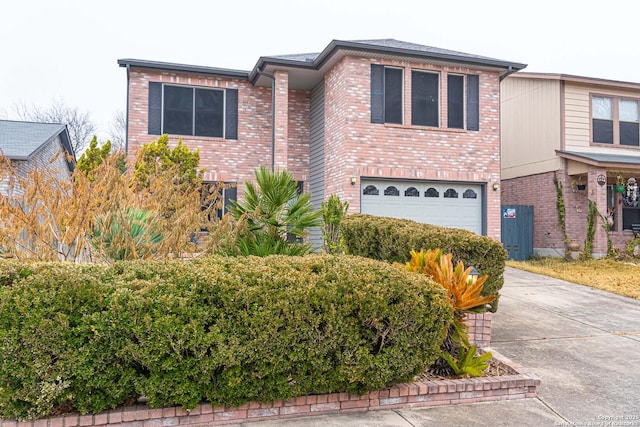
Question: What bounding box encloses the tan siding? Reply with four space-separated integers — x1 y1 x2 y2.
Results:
563 84 591 149
501 77 562 179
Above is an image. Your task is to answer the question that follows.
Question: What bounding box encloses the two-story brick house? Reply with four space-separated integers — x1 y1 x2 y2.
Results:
501 73 640 258
119 39 525 246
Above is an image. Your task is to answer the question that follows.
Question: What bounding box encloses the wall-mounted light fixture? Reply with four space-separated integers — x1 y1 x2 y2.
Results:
492 182 500 191
468 266 479 284
351 176 357 186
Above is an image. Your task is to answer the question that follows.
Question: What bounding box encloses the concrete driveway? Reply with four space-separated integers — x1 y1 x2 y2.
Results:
240 266 640 426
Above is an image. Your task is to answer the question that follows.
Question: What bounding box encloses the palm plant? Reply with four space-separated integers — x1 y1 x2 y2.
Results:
226 165 321 256
92 207 162 261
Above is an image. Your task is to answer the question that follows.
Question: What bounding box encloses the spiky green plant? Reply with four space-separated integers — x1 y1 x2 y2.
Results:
226 165 321 256
440 345 492 377
92 208 162 260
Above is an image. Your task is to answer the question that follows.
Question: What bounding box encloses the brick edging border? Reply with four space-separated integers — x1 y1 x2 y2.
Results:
0 348 539 427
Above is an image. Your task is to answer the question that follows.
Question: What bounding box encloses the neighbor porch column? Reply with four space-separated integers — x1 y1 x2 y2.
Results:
589 166 609 257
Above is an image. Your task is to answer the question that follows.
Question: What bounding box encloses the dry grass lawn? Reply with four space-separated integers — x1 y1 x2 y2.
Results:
506 258 640 300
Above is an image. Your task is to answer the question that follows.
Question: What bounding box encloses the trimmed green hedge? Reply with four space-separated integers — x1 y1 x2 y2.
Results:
0 255 452 420
340 214 507 311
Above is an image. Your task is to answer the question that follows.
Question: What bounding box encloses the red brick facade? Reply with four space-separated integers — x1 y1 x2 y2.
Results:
322 56 503 239
502 168 631 257
123 40 519 242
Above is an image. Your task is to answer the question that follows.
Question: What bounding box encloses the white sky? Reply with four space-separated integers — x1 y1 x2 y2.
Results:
2 0 639 140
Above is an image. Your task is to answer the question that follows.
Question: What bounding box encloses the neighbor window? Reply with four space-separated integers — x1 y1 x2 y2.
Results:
148 82 238 139
620 99 639 147
591 95 640 147
592 96 613 144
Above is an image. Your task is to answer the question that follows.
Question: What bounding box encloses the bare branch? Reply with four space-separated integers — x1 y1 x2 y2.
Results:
107 110 126 150
9 98 97 155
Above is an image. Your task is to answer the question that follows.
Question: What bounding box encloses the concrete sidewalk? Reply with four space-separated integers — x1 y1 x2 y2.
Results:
239 267 640 426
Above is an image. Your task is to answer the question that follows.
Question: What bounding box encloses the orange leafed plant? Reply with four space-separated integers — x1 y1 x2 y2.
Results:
403 248 496 377
404 248 495 313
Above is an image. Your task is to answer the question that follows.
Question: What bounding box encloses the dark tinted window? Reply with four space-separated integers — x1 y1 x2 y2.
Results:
164 86 193 135
425 188 439 197
384 186 400 196
405 187 419 197
363 185 379 195
412 71 439 126
195 89 224 137
444 188 458 198
463 189 477 199
620 122 639 146
593 119 614 144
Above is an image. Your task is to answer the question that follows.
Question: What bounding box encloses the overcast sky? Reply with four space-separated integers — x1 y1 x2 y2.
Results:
2 0 639 140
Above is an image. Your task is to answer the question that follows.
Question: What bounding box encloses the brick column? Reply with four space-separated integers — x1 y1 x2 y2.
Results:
273 70 289 171
589 166 609 257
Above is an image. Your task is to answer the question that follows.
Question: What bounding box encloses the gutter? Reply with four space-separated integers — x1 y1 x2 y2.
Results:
257 69 276 172
499 65 517 82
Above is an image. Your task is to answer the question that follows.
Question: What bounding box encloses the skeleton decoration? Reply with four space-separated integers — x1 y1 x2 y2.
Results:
624 177 639 207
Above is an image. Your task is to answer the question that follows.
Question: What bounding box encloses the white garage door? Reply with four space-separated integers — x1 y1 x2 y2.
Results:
360 180 484 235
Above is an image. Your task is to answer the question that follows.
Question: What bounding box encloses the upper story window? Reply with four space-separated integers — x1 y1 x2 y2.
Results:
620 99 639 147
371 65 403 124
148 82 238 139
448 74 479 131
371 65 479 131
592 95 639 147
412 70 439 127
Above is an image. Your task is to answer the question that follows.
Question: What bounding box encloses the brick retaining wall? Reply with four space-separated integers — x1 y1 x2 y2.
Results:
466 312 492 348
0 349 539 427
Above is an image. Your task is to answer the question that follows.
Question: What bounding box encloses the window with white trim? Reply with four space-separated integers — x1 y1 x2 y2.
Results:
592 95 640 147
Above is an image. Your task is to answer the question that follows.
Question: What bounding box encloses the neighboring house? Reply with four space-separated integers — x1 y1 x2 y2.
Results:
501 72 640 258
118 39 525 246
0 120 75 196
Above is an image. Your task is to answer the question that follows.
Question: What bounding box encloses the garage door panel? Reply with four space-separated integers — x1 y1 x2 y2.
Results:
361 180 483 235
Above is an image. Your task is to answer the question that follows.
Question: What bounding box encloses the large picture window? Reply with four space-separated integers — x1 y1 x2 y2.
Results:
148 82 238 139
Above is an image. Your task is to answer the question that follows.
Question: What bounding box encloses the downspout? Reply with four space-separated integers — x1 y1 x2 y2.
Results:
257 69 276 172
499 65 515 82
125 64 130 156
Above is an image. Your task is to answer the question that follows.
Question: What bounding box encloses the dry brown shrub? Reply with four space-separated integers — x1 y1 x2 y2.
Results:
0 150 223 262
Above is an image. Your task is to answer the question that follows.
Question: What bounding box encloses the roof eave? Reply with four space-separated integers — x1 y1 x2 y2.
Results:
118 59 250 80
556 150 640 168
322 39 527 70
250 39 527 84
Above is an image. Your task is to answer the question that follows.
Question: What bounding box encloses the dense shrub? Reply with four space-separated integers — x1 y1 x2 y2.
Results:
341 214 507 311
0 255 452 420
